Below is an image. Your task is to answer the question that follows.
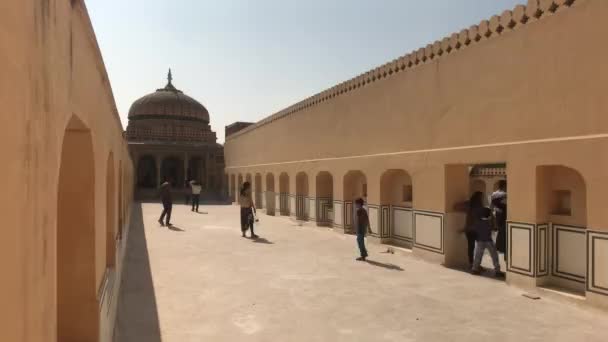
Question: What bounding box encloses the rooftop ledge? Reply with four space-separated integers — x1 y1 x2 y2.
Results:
226 0 579 142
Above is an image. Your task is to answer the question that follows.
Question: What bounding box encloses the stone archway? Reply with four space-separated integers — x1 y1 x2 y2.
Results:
279 172 290 216
343 170 367 232
57 116 98 341
106 152 116 268
380 169 413 243
316 171 333 226
137 155 157 188
266 173 276 215
161 156 184 187
296 172 309 220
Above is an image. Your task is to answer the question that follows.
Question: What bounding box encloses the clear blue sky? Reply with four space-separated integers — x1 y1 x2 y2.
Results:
87 0 525 143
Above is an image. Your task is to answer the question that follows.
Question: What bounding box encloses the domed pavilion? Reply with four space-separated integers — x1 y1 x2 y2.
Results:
126 69 225 200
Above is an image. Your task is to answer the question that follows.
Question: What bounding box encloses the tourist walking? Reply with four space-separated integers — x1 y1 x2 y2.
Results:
491 180 507 260
239 182 258 238
355 198 373 261
464 191 484 268
158 179 173 227
191 180 202 212
471 206 505 278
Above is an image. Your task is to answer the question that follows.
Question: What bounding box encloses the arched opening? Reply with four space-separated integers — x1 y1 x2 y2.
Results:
161 156 184 187
188 156 205 186
137 155 157 188
238 174 244 193
230 174 236 202
118 160 123 240
295 172 309 220
279 172 290 216
380 169 413 244
316 171 333 226
57 116 98 341
266 173 276 215
254 173 263 209
343 170 367 232
470 179 487 198
106 153 116 268
536 165 587 294
245 173 253 187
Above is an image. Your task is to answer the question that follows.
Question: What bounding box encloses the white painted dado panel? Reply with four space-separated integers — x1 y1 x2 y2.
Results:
508 223 533 276
588 231 608 295
414 211 443 253
553 225 586 282
368 206 379 234
308 198 316 220
333 202 343 226
393 208 413 240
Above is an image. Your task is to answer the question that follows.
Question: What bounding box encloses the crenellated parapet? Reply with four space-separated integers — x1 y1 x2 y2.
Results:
227 0 581 141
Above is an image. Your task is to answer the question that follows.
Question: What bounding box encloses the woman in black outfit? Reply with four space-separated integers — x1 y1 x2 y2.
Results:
465 191 484 268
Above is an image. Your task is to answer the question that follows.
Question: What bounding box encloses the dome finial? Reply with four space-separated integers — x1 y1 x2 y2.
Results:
167 68 173 85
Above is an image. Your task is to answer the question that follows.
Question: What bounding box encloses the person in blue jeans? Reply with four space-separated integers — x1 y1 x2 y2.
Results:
471 206 505 278
355 198 373 261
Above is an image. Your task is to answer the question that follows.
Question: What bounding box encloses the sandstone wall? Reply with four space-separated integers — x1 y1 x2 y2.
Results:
0 1 134 341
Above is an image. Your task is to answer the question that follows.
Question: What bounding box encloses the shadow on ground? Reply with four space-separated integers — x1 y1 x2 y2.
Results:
114 202 162 342
168 225 186 232
252 237 274 244
366 259 404 271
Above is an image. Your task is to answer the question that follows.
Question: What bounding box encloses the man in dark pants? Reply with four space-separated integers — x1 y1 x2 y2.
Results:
355 198 373 261
158 180 173 227
491 180 507 261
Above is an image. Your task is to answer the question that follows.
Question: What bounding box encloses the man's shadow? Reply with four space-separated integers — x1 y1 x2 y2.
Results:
251 237 273 244
366 259 404 271
168 225 186 232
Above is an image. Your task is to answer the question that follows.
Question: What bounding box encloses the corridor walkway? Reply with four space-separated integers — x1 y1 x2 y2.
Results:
115 203 608 342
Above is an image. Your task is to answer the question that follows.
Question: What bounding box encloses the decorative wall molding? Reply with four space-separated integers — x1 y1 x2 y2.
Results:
226 0 582 142
552 224 586 283
392 206 414 243
508 222 535 277
587 230 608 296
536 223 549 277
413 210 444 254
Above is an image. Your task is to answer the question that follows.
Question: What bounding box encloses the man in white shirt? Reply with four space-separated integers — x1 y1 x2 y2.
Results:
191 180 202 212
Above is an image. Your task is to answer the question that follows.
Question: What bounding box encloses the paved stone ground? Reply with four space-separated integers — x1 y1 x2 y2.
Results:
115 203 608 342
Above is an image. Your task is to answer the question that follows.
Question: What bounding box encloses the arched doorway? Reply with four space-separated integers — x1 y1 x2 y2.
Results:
188 156 205 185
106 153 116 268
161 156 184 187
254 173 263 209
230 174 236 202
380 169 413 243
118 161 123 240
266 173 275 215
343 170 367 232
470 179 487 198
279 172 290 216
536 165 587 294
316 171 333 226
137 155 157 188
57 116 98 341
296 172 309 220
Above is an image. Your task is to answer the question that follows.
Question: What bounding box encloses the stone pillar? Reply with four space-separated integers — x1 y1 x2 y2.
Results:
155 155 162 186
183 152 189 188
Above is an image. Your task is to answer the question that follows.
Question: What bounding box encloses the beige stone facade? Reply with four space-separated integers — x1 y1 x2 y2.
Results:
1 2 134 341
225 0 608 309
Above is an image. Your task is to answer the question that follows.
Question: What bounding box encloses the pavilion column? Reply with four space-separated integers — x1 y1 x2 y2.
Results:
184 152 189 187
156 155 162 186
205 152 211 190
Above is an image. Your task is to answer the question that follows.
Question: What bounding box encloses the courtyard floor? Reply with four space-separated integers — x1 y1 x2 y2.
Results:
115 202 608 342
